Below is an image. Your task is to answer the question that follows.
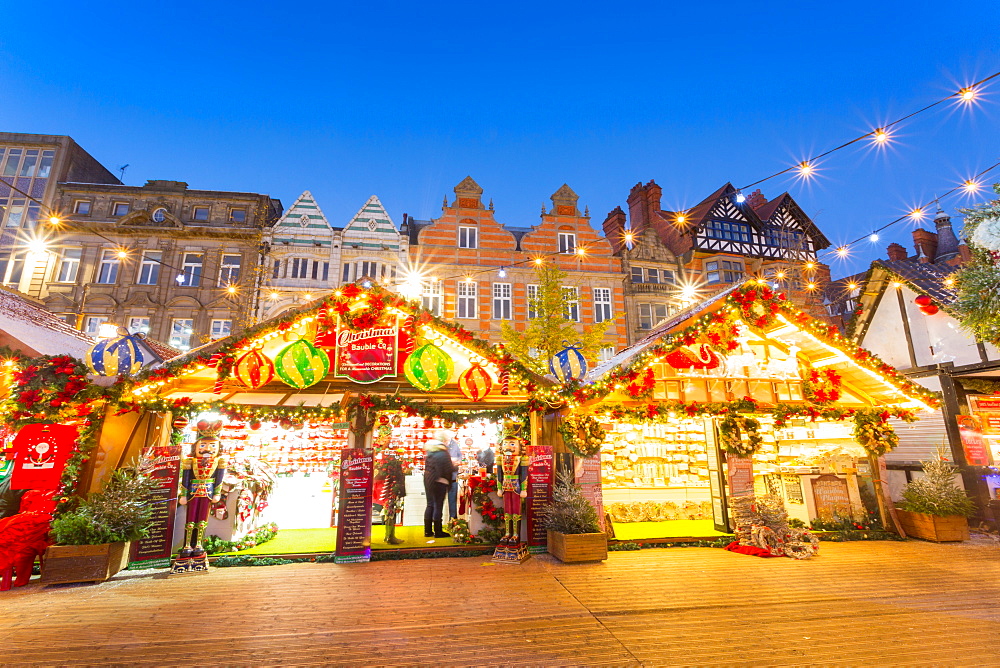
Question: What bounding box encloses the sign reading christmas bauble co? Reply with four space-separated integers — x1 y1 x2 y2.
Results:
329 319 401 384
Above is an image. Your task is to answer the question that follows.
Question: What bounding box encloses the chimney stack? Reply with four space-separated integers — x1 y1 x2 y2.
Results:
602 207 629 254
911 228 938 263
887 243 908 261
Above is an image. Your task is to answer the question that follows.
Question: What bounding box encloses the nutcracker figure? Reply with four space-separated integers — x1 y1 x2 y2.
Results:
497 435 527 545
173 420 227 573
375 453 406 545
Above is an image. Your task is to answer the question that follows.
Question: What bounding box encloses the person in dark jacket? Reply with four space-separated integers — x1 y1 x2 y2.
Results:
423 430 455 538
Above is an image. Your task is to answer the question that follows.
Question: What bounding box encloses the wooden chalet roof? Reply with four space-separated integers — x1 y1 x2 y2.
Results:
847 259 959 338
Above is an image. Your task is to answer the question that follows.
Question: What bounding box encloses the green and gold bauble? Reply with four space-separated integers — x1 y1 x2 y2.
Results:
275 338 330 389
403 343 453 392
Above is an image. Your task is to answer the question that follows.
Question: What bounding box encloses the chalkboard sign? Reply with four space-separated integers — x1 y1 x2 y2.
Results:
783 475 804 504
811 474 851 520
131 442 183 566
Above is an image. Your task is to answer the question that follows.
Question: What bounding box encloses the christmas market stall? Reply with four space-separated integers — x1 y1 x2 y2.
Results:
534 282 939 550
102 283 552 570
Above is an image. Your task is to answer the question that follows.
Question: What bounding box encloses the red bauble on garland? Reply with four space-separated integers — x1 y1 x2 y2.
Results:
233 348 275 389
914 295 933 306
458 363 493 402
919 304 939 316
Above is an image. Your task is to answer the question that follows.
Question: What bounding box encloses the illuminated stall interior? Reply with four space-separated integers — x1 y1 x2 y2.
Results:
126 286 538 555
576 283 937 541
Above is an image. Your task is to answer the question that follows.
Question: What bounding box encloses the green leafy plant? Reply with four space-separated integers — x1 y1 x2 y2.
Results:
898 453 976 518
539 469 601 534
51 466 156 545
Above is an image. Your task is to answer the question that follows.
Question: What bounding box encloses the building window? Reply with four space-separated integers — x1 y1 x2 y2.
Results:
562 286 580 322
661 269 675 284
492 283 512 320
421 280 442 316
152 207 167 223
341 263 351 282
646 268 660 284
1 252 25 285
210 319 232 340
311 261 329 281
457 281 477 318
630 267 644 283
56 248 82 283
73 200 91 215
180 253 203 287
37 150 54 179
638 303 669 330
705 259 743 284
137 251 161 285
96 249 120 284
458 226 478 249
594 287 612 323
357 261 380 279
289 258 310 279
273 260 283 279
192 206 210 221
83 316 108 337
704 220 751 243
0 149 21 177
3 199 25 227
169 318 194 350
112 202 130 217
558 232 576 254
220 254 242 284
128 317 150 334
229 208 247 223
598 346 615 363
527 284 539 319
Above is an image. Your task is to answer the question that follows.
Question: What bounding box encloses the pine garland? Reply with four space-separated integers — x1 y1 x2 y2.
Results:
953 184 1000 344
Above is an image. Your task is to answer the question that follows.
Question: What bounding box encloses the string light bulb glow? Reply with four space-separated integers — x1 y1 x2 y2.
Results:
944 277 956 288
774 271 786 280
47 215 61 225
226 285 238 295
836 246 849 258
806 282 817 291
963 179 981 194
959 86 976 102
891 282 903 289
675 213 687 224
798 161 815 177
268 292 280 301
575 246 587 256
872 128 890 143
497 266 507 278
909 208 925 221
533 258 543 266
735 192 746 203
847 282 859 291
116 248 129 259
804 261 816 271
869 233 880 243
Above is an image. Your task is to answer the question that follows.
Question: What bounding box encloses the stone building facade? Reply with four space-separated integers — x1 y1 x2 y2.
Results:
259 191 407 320
35 179 282 351
404 177 627 360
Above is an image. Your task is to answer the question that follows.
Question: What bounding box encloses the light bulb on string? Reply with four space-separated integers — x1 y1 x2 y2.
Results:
734 192 746 203
498 266 507 278
871 128 890 144
533 257 544 266
963 179 981 194
835 246 849 258
909 207 926 221
869 232 880 243
958 86 977 102
797 161 815 178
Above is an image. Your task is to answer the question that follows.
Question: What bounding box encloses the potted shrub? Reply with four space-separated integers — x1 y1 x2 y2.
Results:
895 455 975 542
42 467 155 584
542 469 608 563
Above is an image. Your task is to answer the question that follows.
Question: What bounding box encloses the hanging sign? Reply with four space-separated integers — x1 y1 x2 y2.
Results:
333 324 399 384
10 423 78 490
575 454 605 532
956 415 991 466
130 440 183 567
526 445 554 549
726 455 754 498
810 474 852 521
335 448 374 563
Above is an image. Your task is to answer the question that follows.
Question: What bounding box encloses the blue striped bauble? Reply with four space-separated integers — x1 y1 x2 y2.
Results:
549 343 588 383
87 331 144 376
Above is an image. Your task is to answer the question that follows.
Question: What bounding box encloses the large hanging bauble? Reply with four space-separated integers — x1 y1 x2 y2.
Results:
233 348 275 389
914 295 933 307
919 304 940 316
86 329 144 376
403 343 453 391
458 363 493 402
548 343 588 382
275 338 330 389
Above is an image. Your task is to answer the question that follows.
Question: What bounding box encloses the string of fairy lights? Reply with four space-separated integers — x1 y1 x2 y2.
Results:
0 71 995 309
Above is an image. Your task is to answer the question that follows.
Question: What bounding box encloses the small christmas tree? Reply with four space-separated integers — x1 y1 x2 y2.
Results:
540 469 601 534
899 453 976 518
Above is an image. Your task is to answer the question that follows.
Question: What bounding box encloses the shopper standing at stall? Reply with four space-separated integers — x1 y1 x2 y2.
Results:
424 431 455 538
447 435 463 521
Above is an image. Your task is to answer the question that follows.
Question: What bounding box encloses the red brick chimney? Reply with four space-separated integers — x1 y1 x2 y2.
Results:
602 206 628 254
911 228 938 263
746 189 768 209
887 243 908 261
626 180 662 235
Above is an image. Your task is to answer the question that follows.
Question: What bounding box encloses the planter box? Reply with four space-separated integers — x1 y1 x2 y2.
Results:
547 530 607 563
40 542 131 584
896 509 969 542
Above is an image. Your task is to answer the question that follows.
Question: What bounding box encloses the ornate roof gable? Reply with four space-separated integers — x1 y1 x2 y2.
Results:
342 195 399 251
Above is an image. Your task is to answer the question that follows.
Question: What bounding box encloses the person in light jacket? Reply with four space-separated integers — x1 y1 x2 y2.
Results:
423 430 455 538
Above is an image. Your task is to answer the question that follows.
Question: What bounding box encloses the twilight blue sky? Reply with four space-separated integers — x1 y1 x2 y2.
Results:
1 1 998 277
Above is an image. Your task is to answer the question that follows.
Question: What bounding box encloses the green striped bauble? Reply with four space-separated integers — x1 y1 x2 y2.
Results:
403 343 453 392
274 338 330 389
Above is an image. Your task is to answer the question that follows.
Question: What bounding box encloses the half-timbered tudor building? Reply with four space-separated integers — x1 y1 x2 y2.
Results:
608 180 834 320
403 177 627 359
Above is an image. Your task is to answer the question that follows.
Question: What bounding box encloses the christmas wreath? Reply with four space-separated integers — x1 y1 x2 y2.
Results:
852 408 901 457
557 415 605 457
719 414 763 456
802 367 842 404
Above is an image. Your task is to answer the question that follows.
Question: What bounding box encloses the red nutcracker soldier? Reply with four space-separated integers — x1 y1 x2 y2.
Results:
493 434 530 563
172 420 227 574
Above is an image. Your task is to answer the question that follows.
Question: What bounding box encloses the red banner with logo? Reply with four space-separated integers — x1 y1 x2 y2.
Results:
10 423 78 490
335 448 374 563
330 325 399 384
957 416 991 466
526 446 553 547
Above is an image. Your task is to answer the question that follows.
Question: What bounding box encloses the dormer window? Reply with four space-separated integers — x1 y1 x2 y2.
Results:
112 202 130 217
558 232 576 254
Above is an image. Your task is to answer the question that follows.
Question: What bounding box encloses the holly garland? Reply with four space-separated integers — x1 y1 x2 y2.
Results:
556 415 606 457
540 283 939 410
802 368 842 404
0 354 113 515
593 399 917 457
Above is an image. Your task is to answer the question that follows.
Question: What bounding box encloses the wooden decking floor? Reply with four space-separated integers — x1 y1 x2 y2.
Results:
2 538 1000 666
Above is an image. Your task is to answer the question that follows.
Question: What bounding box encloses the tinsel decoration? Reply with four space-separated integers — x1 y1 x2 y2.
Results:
548 343 588 382
403 343 453 391
86 328 144 376
233 348 275 389
458 363 493 402
274 339 330 389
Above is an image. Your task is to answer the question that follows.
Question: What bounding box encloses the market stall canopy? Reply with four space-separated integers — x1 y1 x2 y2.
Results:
568 282 938 412
126 283 546 411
